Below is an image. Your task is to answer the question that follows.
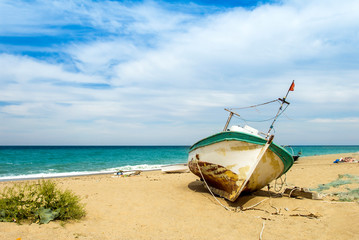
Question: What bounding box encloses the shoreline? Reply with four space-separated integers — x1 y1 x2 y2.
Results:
0 166 170 183
0 163 191 182
0 171 117 183
1 152 357 183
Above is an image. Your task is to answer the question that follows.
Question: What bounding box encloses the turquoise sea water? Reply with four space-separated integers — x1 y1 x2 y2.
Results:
0 146 188 181
284 145 359 157
0 145 358 181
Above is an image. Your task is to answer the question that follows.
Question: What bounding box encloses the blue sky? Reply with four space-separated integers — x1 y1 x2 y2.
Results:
1 0 358 145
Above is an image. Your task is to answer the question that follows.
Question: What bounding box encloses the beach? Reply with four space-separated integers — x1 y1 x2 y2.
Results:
0 153 358 240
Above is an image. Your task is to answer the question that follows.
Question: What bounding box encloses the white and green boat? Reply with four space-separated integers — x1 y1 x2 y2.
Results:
188 82 295 202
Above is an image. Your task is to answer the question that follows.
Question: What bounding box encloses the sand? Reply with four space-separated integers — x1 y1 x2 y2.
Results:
1 153 358 240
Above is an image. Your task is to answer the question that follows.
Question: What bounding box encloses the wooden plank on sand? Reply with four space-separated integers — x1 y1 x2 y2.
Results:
284 187 322 200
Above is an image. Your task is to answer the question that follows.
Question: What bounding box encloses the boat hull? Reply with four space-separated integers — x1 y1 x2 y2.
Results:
188 131 294 202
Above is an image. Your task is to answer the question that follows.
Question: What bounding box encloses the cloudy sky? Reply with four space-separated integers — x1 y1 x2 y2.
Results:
1 0 358 145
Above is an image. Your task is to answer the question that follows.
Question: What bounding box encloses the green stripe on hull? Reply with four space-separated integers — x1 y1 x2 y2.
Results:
189 131 294 174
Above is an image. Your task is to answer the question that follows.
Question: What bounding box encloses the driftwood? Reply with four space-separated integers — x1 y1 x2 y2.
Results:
284 187 322 200
114 170 142 177
289 213 321 219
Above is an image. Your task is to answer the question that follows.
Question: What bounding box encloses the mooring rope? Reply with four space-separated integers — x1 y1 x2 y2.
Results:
259 221 266 240
274 174 287 192
196 161 230 211
288 186 301 198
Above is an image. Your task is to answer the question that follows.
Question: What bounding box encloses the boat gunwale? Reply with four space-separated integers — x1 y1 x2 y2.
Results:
189 131 294 174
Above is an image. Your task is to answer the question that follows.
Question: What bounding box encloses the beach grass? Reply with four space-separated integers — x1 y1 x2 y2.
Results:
0 180 85 224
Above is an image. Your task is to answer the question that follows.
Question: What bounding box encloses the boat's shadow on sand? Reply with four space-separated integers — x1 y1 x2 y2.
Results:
188 180 281 208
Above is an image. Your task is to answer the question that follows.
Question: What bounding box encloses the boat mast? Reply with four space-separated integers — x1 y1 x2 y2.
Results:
266 80 295 138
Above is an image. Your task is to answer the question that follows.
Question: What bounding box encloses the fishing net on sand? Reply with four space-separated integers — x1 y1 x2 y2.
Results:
310 174 359 202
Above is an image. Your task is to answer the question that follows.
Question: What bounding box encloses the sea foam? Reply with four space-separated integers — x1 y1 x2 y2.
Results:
0 164 165 182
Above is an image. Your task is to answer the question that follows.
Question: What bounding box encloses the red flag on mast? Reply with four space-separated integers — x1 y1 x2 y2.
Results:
289 81 295 91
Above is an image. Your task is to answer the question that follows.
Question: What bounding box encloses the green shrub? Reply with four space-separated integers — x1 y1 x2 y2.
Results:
0 180 85 224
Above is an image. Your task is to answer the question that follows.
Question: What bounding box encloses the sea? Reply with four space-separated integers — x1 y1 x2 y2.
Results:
0 145 359 181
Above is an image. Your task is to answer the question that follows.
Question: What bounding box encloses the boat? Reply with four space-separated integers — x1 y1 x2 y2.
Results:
161 163 189 173
188 81 295 202
293 155 300 161
283 146 301 162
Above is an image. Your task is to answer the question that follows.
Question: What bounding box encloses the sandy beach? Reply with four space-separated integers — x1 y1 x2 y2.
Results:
1 153 358 240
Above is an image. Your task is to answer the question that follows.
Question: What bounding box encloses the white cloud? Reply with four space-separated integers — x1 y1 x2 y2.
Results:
310 118 359 123
1 0 359 145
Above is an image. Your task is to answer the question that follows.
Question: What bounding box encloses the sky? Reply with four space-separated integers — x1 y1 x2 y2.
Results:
0 0 358 146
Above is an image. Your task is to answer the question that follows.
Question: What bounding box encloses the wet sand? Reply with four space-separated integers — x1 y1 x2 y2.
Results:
0 153 358 240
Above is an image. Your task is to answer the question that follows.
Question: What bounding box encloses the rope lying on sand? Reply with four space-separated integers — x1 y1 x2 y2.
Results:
259 221 266 240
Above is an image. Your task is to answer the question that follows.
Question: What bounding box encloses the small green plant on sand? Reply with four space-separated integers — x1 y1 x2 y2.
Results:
0 180 86 224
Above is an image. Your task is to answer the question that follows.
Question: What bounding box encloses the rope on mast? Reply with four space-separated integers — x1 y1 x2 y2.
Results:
229 99 279 110
266 80 295 138
223 80 295 135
